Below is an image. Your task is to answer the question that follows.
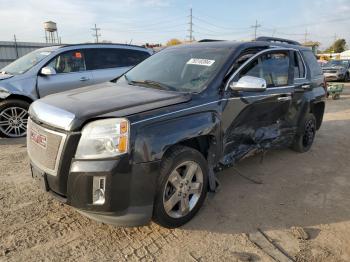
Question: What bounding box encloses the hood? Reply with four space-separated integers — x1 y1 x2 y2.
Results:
0 74 14 80
29 81 191 131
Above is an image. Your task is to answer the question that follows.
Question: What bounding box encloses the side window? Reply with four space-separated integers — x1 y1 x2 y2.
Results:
85 49 118 70
118 49 150 67
237 51 290 87
85 48 150 70
302 51 322 77
48 50 86 73
294 51 305 79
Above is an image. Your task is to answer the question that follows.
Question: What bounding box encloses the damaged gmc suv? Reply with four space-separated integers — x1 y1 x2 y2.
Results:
27 37 326 228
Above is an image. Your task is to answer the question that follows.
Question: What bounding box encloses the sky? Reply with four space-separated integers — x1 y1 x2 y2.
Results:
0 0 349 49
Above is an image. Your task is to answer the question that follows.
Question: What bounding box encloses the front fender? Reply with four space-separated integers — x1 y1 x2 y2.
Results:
132 112 220 163
0 75 38 101
0 87 11 99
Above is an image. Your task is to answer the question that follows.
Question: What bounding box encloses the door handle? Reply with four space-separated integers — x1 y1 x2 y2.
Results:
277 96 291 102
301 84 311 89
80 77 90 81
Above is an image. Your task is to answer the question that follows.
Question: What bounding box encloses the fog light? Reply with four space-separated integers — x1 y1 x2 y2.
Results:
92 177 106 205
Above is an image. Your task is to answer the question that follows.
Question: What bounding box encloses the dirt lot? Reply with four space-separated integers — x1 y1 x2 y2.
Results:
1 83 350 262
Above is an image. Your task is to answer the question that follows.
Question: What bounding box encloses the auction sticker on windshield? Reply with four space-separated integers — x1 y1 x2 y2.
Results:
187 58 215 66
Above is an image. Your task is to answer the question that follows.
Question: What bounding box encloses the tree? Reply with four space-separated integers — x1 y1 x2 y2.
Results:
325 39 347 53
166 39 182 46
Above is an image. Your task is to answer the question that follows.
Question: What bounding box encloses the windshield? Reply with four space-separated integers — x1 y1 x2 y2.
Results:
1 49 52 75
122 47 230 93
325 60 349 67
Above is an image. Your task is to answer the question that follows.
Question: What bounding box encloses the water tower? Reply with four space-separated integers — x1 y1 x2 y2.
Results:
44 21 60 44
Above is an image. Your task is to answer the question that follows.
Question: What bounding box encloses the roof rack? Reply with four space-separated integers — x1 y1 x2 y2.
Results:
198 39 225 42
58 43 147 49
256 36 301 46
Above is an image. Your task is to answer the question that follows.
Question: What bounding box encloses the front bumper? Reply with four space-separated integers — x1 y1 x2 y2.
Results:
31 158 161 226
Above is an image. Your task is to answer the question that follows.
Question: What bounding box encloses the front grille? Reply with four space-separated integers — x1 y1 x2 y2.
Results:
27 118 67 176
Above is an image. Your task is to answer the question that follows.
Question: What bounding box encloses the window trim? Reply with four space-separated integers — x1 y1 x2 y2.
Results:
225 47 302 91
294 50 307 80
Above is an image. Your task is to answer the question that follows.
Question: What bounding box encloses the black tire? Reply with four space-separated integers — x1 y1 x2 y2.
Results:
0 99 30 138
153 146 208 228
292 113 317 153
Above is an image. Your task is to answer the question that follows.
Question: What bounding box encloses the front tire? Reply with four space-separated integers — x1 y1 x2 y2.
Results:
153 146 208 228
0 99 30 138
292 113 316 153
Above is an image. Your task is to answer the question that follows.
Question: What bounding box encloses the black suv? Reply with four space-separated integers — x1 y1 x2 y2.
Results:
27 37 326 228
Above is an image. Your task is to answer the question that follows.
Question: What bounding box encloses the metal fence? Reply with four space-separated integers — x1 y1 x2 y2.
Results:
0 41 53 69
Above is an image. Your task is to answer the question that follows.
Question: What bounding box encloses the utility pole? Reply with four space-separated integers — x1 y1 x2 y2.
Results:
91 24 101 43
304 29 309 44
187 8 194 42
251 20 261 40
13 34 19 59
272 28 276 37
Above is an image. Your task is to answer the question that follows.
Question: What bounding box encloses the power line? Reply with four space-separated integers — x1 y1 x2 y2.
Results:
251 20 261 40
91 24 101 43
192 16 249 31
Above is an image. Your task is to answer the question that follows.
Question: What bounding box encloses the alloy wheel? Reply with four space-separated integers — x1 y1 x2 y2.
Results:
0 107 28 137
163 161 204 218
302 119 315 148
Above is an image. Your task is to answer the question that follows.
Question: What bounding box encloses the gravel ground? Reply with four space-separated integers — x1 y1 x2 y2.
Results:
1 83 350 262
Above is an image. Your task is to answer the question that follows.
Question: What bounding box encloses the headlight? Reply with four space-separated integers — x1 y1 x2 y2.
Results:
75 118 129 159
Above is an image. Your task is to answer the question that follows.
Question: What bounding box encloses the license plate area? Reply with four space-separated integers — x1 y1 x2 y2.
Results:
31 165 49 192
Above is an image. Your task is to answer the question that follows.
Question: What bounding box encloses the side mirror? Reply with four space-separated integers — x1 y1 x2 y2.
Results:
40 66 56 76
230 76 267 92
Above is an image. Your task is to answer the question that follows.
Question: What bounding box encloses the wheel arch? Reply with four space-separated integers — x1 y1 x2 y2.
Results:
1 94 33 105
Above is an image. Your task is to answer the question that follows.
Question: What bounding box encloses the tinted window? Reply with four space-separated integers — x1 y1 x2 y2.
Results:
302 51 322 77
85 48 150 70
324 60 350 68
48 50 86 73
294 51 305 79
237 52 290 87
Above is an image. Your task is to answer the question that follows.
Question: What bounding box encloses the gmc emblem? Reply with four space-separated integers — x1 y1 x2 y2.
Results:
30 129 47 149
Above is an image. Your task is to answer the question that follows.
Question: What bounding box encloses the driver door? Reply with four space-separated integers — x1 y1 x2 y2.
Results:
221 49 294 163
37 50 93 97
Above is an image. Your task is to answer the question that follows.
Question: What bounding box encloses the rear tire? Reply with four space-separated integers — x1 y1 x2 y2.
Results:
292 113 316 153
0 99 30 138
153 146 208 228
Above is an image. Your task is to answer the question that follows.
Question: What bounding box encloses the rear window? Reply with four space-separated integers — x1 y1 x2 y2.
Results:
85 48 150 70
302 51 322 77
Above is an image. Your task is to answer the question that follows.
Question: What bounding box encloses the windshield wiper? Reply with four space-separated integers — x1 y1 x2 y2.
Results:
125 77 175 91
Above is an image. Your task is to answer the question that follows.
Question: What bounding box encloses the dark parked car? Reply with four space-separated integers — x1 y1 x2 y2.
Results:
27 37 326 228
0 43 152 137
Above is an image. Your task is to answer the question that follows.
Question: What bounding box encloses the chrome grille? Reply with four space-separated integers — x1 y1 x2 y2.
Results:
27 118 67 176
